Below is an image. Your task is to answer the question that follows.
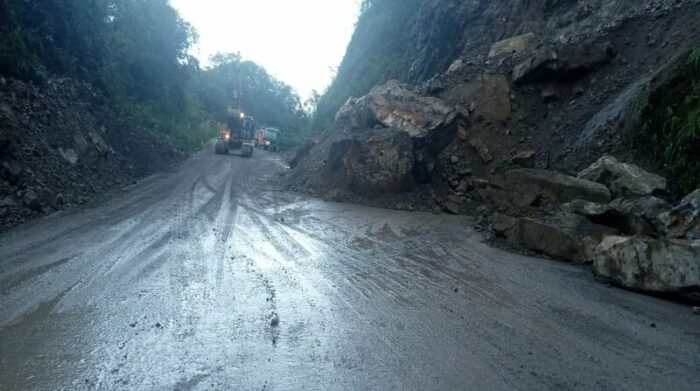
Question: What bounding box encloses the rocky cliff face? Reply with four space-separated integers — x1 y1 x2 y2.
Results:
0 77 185 229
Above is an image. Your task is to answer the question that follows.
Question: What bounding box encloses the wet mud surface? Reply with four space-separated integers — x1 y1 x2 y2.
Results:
1 150 698 390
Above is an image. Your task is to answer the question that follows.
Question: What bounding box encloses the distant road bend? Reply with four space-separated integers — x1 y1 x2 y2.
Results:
1 150 698 390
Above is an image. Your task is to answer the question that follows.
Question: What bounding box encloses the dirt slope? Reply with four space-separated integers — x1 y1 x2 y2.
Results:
0 77 185 229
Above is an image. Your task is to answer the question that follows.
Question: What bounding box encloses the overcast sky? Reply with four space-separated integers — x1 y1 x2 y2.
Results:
170 0 361 99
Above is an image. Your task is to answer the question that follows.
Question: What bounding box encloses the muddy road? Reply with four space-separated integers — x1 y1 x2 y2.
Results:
0 149 698 390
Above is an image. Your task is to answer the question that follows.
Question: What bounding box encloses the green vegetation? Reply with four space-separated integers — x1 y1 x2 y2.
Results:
195 53 309 148
311 0 421 133
0 0 308 152
645 47 700 195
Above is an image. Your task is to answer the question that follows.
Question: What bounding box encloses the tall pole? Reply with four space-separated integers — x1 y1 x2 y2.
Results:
236 51 242 111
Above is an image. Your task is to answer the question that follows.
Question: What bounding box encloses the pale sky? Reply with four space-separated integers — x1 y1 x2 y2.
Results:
170 0 361 99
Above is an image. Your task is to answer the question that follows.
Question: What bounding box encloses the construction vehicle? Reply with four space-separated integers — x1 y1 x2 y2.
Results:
215 108 255 157
214 51 255 157
256 127 282 152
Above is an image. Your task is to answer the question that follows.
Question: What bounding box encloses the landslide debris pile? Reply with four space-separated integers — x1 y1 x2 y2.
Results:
287 0 700 294
0 77 185 229
295 0 699 214
288 81 469 211
488 157 699 293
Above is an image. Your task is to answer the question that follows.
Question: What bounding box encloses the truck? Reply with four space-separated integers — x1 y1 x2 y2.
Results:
256 127 282 152
215 108 255 157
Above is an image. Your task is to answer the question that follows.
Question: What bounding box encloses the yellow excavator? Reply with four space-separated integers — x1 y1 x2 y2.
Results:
214 52 255 157
215 108 255 157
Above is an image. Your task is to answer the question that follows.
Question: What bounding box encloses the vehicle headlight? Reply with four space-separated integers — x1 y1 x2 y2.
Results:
265 141 270 145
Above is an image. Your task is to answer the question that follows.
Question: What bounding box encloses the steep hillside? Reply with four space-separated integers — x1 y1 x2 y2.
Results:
314 0 699 131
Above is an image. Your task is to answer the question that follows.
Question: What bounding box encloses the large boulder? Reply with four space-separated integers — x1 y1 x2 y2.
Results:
657 189 700 240
443 74 511 123
564 196 671 236
578 155 667 198
488 169 611 208
594 236 700 293
324 129 415 194
493 212 616 263
367 81 461 150
318 81 466 195
512 41 612 84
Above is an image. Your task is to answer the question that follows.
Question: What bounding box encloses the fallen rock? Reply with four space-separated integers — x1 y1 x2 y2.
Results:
512 50 558 85
88 128 110 155
59 148 79 165
541 84 561 103
447 59 465 74
366 81 460 148
444 195 465 214
657 189 700 240
594 236 700 293
513 42 612 84
489 169 611 208
491 213 517 234
578 156 667 197
612 196 671 223
564 196 671 236
510 150 535 168
493 212 616 263
488 32 537 58
443 74 511 123
22 189 42 212
470 138 493 163
318 81 467 195
326 129 415 194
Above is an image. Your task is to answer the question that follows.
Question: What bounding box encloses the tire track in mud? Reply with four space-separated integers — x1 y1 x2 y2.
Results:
230 199 422 386
231 195 526 384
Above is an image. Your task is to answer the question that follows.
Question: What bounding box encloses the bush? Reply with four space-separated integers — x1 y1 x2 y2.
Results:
646 47 700 195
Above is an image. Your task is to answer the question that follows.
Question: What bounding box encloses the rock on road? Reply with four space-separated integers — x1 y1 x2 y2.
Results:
0 149 698 390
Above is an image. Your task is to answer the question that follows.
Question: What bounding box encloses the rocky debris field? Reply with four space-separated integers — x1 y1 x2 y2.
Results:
0 77 185 229
289 1 700 213
286 1 700 298
487 155 699 295
286 81 467 212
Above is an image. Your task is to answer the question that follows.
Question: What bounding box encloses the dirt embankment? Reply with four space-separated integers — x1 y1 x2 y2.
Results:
0 77 185 229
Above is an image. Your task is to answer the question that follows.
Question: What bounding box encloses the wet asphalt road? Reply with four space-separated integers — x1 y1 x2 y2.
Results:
1 149 699 390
